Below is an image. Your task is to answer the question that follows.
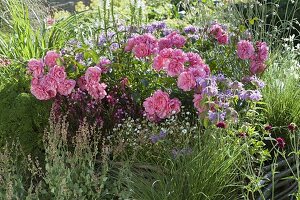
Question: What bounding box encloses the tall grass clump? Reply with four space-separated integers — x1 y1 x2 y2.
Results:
261 46 300 127
110 115 246 200
0 0 83 60
129 128 245 200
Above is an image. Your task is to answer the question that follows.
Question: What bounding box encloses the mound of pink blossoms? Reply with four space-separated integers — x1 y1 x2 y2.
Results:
143 90 181 122
28 51 109 101
209 22 229 45
237 40 269 75
28 52 76 100
158 31 186 50
125 33 158 58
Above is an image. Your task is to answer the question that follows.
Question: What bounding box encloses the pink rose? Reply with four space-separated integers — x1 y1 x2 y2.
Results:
193 94 205 113
125 34 158 58
153 56 170 71
177 71 196 91
145 112 160 122
28 59 44 78
256 41 269 61
152 90 170 119
171 49 188 63
143 96 155 115
31 77 40 86
209 24 223 37
85 66 102 83
30 84 49 100
159 48 173 58
168 98 181 114
250 60 266 75
158 38 172 50
187 52 204 67
217 33 229 45
203 64 211 76
188 67 207 79
133 43 151 58
125 38 135 52
237 40 255 60
98 57 111 67
86 82 107 99
30 75 57 100
166 61 184 77
49 65 66 83
77 76 87 91
57 79 76 96
170 33 186 48
43 84 57 99
41 75 57 98
42 74 58 89
44 51 60 68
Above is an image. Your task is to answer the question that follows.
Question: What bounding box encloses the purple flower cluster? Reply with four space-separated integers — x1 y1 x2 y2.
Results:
142 21 167 33
193 74 264 124
150 130 167 143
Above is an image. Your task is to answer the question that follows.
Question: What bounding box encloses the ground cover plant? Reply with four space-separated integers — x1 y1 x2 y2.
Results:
0 0 300 199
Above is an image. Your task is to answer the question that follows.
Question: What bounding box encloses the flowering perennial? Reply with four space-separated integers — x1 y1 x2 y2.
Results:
143 90 181 122
237 40 269 75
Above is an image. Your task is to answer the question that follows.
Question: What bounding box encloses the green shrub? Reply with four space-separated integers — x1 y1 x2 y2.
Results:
0 65 51 156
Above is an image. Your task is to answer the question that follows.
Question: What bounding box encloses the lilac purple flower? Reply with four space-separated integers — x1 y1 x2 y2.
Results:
229 81 244 90
162 28 174 36
150 130 167 144
110 43 120 51
249 90 262 101
184 25 197 34
203 85 218 96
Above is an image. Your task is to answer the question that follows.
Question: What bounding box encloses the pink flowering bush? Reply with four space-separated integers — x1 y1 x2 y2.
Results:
28 52 76 100
236 40 269 75
25 19 270 129
209 22 229 45
143 90 181 122
119 22 269 125
125 33 158 58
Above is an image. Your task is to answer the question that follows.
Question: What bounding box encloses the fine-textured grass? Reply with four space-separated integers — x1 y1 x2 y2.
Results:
130 128 245 200
0 0 84 61
262 50 300 127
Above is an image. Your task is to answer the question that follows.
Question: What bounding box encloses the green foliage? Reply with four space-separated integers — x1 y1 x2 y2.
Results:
228 0 300 51
129 128 245 200
262 49 300 127
0 65 51 156
0 0 85 61
0 117 133 199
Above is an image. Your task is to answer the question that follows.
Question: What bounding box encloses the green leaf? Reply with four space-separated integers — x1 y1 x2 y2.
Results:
249 17 259 25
